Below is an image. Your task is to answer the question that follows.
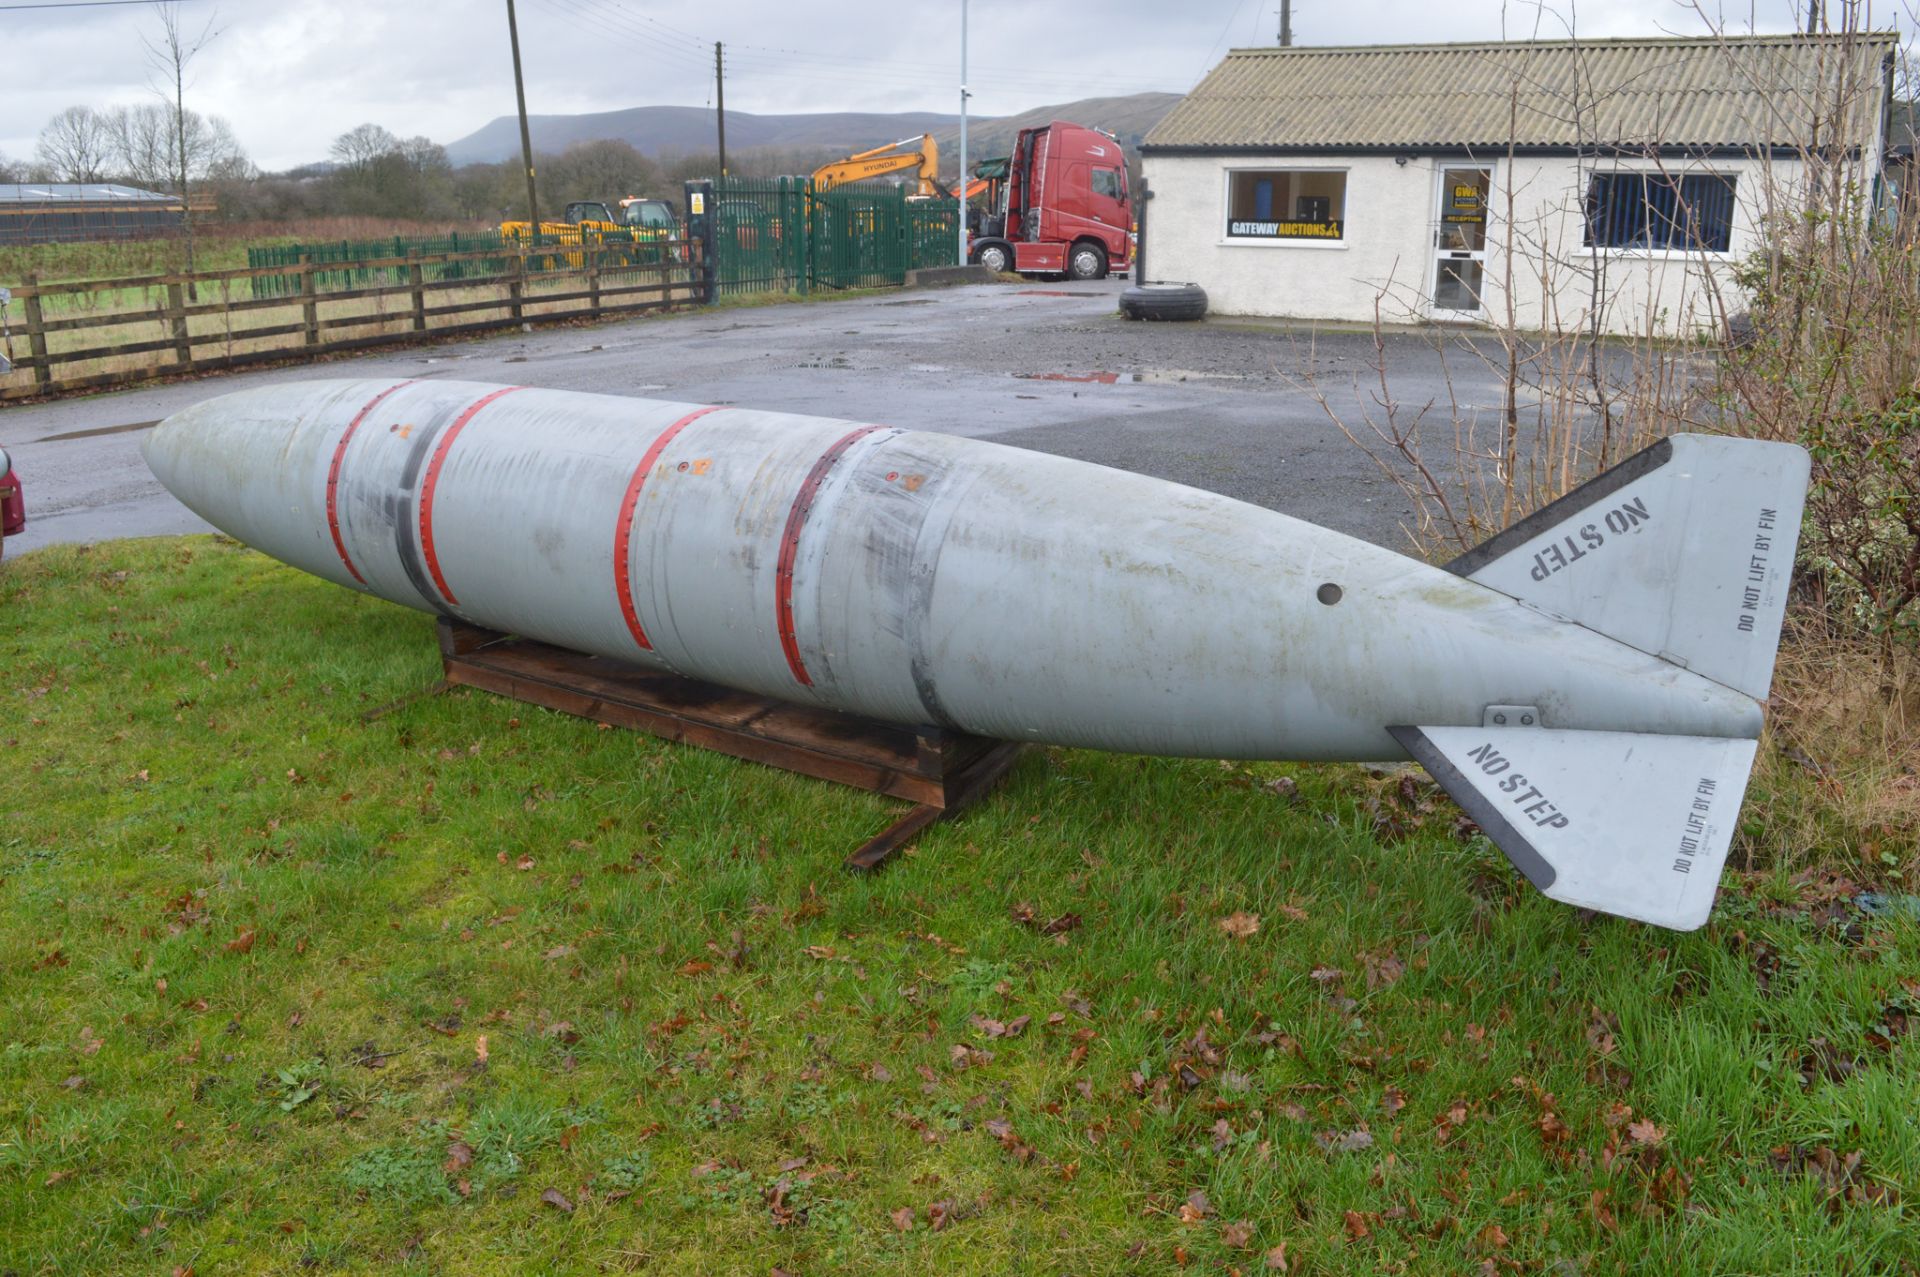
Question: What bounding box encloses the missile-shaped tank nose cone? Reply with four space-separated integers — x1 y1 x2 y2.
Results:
145 383 371 585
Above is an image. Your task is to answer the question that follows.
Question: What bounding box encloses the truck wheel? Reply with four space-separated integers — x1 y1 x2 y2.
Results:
1119 282 1208 322
1067 242 1108 281
972 242 1013 274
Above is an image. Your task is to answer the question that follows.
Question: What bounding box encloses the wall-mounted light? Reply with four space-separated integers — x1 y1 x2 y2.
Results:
1394 154 1410 167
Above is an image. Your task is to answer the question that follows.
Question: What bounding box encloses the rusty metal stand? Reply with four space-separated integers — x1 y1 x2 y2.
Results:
432 618 1023 868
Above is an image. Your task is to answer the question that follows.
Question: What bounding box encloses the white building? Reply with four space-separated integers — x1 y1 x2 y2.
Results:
1140 35 1895 335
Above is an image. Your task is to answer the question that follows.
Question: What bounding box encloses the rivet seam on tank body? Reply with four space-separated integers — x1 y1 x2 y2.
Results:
904 472 969 729
777 425 888 686
614 405 724 652
326 380 417 585
417 386 528 607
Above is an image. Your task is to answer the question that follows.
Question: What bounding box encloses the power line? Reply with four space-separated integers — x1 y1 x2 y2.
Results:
518 2 1187 123
590 0 706 52
0 0 203 9
534 0 710 70
534 0 1170 96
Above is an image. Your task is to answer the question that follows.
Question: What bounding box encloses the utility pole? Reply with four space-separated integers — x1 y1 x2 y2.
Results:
1805 0 1821 33
505 0 539 230
715 42 728 177
957 0 969 266
1278 0 1292 47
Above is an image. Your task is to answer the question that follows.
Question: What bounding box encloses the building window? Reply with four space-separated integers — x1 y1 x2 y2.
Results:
1226 169 1346 241
1585 172 1737 253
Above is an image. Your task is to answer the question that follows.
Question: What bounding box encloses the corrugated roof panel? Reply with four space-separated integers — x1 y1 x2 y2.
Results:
1145 35 1894 152
0 183 175 203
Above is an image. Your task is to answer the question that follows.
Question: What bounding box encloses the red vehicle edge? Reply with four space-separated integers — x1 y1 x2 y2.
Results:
0 447 24 560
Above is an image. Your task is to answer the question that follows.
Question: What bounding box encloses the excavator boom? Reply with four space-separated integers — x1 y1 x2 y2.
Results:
813 134 946 198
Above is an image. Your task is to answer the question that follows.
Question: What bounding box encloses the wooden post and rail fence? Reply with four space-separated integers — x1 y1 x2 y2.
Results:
0 241 712 402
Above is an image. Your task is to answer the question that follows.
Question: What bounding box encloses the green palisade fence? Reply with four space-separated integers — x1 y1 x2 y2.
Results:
246 231 674 298
713 177 959 295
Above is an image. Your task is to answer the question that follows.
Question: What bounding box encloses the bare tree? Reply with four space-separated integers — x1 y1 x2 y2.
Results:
330 123 400 176
35 106 116 183
0 153 19 183
543 139 661 204
104 103 173 189
146 0 220 283
102 102 246 192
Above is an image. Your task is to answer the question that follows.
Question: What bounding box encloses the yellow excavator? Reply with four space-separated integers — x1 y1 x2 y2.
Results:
812 135 950 197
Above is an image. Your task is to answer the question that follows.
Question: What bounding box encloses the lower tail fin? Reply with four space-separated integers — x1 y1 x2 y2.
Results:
1405 434 1808 929
1391 725 1758 930
1445 434 1809 701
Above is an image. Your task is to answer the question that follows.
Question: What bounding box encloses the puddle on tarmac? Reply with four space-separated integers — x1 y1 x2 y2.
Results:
1011 369 1247 385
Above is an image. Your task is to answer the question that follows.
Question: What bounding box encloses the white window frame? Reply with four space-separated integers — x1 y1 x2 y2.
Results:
1218 164 1352 250
1580 164 1743 261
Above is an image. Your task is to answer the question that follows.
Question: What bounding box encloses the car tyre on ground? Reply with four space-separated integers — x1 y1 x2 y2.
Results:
1119 282 1208 322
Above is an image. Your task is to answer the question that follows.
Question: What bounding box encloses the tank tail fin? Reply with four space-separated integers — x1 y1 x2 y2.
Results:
1390 725 1758 930
1444 435 1810 701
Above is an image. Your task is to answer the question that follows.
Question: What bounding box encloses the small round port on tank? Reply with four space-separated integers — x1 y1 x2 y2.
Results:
1316 582 1343 605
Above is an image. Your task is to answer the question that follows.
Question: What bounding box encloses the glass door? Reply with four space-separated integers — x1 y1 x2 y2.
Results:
1432 167 1491 314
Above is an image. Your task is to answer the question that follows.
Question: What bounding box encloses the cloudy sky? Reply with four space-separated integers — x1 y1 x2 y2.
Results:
2 0 1876 172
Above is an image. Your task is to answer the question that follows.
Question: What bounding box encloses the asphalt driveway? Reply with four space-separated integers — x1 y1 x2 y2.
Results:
0 279 1539 557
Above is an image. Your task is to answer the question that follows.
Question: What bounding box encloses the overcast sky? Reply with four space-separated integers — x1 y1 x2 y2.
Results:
1 0 1883 172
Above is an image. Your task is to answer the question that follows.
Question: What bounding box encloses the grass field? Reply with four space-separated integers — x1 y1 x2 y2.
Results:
0 220 492 288
2 537 1915 1275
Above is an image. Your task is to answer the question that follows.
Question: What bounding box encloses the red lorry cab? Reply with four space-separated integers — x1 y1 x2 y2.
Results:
969 122 1132 281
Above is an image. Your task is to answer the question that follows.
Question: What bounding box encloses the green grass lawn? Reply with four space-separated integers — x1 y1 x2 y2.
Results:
2 538 1915 1275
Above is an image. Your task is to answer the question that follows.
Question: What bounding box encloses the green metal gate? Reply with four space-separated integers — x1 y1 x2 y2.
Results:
712 177 957 296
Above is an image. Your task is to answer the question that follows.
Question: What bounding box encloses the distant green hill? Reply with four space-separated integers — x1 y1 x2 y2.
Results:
930 93 1184 165
443 92 1184 176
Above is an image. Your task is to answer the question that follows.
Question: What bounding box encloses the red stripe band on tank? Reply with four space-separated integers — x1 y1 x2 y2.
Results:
776 425 884 686
326 380 417 583
613 405 723 652
417 386 527 607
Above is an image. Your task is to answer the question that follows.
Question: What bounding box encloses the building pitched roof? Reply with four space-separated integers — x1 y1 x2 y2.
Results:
0 183 176 204
1144 34 1895 155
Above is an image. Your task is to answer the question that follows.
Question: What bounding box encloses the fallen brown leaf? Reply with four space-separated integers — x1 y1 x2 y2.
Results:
1217 911 1260 940
1626 1119 1666 1147
890 1205 915 1231
540 1187 573 1213
225 930 256 955
1221 1219 1254 1249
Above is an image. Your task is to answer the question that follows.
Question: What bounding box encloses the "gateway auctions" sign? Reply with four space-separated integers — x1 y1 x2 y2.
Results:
1228 219 1344 240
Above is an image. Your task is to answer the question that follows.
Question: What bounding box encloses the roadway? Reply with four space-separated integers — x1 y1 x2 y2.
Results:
0 279 1530 557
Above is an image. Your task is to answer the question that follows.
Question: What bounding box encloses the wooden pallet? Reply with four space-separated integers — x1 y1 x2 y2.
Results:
431 618 1024 867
